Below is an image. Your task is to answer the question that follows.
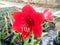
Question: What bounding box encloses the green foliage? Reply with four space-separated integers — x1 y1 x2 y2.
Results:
56 0 60 2
0 7 20 45
0 7 19 29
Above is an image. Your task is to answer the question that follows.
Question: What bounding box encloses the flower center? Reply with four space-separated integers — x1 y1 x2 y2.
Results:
25 17 34 27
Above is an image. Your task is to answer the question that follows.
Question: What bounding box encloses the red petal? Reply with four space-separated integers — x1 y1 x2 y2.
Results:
22 27 32 40
46 11 53 22
13 12 28 21
33 25 42 37
12 21 22 32
22 5 36 15
31 13 44 25
13 12 22 20
43 8 53 22
12 20 29 33
12 12 29 32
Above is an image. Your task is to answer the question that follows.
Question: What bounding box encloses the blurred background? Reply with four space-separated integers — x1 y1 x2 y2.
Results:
0 0 60 9
0 0 60 45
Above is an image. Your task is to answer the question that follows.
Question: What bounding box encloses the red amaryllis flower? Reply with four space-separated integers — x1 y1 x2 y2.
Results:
43 8 54 22
12 5 44 40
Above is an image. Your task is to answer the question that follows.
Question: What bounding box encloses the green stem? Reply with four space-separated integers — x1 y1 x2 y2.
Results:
4 16 9 35
43 22 50 30
11 33 19 43
31 32 34 45
24 37 29 45
7 12 13 25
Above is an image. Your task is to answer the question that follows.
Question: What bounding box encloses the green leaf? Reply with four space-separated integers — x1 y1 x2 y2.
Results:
24 37 29 45
1 30 6 39
31 33 34 45
11 33 19 43
42 32 48 37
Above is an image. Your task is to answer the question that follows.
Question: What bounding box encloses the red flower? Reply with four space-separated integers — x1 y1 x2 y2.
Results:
43 8 54 22
12 5 44 40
